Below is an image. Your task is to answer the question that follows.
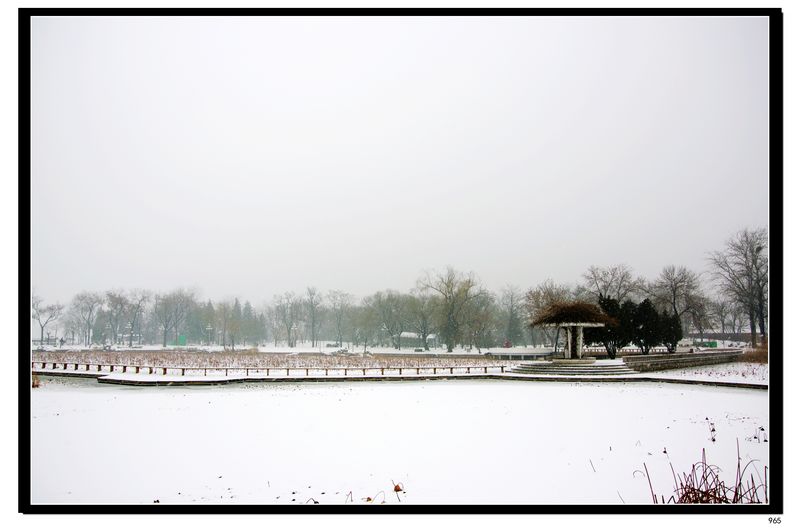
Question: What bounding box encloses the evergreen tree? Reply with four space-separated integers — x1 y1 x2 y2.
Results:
660 310 682 353
633 298 660 354
584 295 637 359
242 301 256 345
230 298 243 348
618 300 638 352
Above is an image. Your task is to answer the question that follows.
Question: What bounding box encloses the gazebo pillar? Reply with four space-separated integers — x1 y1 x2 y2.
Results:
576 326 584 359
564 327 572 359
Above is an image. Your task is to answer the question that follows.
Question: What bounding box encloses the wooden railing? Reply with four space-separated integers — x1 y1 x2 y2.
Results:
31 362 506 377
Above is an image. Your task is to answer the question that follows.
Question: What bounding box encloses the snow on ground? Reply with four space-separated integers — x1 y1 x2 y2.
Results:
31 377 769 505
647 362 769 384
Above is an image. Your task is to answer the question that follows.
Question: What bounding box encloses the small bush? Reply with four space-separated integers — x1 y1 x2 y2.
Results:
32 375 40 388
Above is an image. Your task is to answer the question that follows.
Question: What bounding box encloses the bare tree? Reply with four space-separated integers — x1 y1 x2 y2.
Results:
152 292 178 347
499 285 525 345
304 287 325 347
580 264 643 302
644 265 705 330
372 290 405 349
729 302 748 334
327 290 352 347
228 298 243 349
463 289 498 353
31 295 64 345
709 297 732 333
351 298 379 353
215 301 233 348
418 267 481 352
263 304 281 347
688 294 713 340
64 307 83 345
175 290 196 344
71 292 104 346
406 291 436 350
275 292 303 347
105 290 130 344
709 228 768 347
524 280 573 349
126 290 151 347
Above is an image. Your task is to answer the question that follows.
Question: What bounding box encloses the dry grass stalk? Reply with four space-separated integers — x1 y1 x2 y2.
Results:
738 336 768 364
645 442 767 504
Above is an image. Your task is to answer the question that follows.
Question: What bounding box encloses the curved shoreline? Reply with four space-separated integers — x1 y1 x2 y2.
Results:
32 368 767 390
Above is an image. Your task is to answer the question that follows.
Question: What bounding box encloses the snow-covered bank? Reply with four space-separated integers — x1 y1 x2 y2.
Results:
31 378 768 505
647 362 769 384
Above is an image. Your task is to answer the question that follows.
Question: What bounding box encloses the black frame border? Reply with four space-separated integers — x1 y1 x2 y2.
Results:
18 6 783 515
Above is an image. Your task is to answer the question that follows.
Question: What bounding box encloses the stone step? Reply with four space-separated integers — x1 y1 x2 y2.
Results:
514 366 631 373
509 372 637 377
509 365 637 376
510 370 636 375
513 365 634 370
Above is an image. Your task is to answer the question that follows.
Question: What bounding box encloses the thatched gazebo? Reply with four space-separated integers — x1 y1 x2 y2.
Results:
530 301 614 360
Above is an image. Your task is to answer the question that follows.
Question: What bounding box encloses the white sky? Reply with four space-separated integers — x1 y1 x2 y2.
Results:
30 15 769 303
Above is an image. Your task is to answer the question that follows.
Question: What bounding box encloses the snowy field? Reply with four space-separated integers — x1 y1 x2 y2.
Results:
31 378 769 505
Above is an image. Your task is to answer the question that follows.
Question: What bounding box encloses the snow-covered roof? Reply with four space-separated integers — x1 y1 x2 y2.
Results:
399 332 436 339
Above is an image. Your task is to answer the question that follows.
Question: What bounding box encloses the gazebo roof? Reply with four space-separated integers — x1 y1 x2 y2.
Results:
530 301 615 327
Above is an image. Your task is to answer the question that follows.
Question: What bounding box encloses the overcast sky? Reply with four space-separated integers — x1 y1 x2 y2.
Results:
30 15 769 304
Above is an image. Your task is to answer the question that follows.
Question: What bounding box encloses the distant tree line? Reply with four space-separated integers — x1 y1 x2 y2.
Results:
32 227 768 351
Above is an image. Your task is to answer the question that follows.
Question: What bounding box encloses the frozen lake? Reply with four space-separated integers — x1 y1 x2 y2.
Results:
30 377 769 505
